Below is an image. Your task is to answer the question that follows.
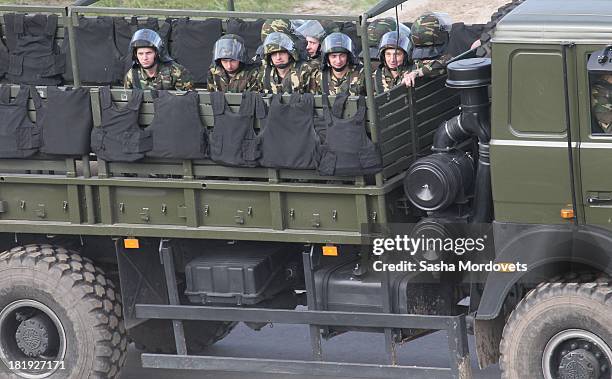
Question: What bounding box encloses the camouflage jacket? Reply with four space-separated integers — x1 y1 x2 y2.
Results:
253 61 313 94
591 78 612 133
373 65 410 93
124 61 193 90
412 54 452 78
206 64 259 93
310 65 366 96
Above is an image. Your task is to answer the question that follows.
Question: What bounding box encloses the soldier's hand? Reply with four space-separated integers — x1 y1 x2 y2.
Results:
403 71 419 88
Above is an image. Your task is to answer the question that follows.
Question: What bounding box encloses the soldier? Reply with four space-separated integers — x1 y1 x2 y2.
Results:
362 18 410 70
254 31 312 94
591 73 612 133
124 29 193 90
403 13 452 87
207 34 258 92
254 19 293 64
295 20 339 68
310 32 366 96
373 31 412 93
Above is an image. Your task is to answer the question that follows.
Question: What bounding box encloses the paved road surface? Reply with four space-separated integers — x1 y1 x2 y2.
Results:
120 323 502 379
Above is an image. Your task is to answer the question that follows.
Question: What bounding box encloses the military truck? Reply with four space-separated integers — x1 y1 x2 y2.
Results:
0 0 609 378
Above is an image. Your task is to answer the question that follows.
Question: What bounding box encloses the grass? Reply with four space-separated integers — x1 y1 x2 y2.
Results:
0 0 382 15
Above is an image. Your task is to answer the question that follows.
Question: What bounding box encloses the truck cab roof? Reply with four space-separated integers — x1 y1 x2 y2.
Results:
495 0 612 44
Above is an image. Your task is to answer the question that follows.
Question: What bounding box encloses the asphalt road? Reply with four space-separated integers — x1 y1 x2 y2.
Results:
120 323 502 379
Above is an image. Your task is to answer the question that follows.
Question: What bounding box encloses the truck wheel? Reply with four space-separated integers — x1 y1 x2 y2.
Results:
500 274 612 379
0 244 127 378
130 319 236 354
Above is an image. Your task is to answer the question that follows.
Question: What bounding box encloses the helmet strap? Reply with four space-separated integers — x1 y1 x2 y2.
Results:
331 64 348 72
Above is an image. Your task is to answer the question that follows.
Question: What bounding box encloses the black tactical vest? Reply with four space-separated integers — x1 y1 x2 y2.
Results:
318 94 382 176
225 18 265 62
0 86 41 158
257 93 320 169
209 91 265 167
145 90 207 159
4 13 65 85
90 87 151 162
63 16 122 84
170 18 223 85
31 86 93 156
114 17 172 76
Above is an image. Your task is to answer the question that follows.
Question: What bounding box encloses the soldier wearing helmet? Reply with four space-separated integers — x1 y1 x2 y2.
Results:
310 32 366 96
124 29 193 90
373 31 412 94
253 19 293 65
295 20 339 68
207 34 258 93
254 31 313 94
402 12 452 88
591 74 612 133
363 18 410 70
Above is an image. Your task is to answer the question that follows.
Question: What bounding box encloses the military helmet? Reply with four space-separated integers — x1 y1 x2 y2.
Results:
378 31 412 66
321 32 357 69
263 32 299 63
367 18 396 48
130 28 172 64
261 19 292 42
213 34 248 64
296 20 327 41
410 12 451 47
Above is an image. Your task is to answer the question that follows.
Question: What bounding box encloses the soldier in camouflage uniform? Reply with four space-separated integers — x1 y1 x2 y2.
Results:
124 29 193 90
253 19 293 64
295 20 339 69
310 32 366 96
253 31 312 94
362 18 410 70
591 74 612 133
403 13 452 87
373 31 412 94
207 34 258 92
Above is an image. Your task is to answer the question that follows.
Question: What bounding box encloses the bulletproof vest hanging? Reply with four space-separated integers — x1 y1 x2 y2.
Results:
90 87 151 162
0 85 41 158
62 16 122 84
318 94 382 176
225 18 265 61
448 23 484 57
4 13 65 85
170 18 222 85
31 86 93 156
257 93 320 169
145 90 208 159
209 91 265 167
0 27 9 80
114 17 172 75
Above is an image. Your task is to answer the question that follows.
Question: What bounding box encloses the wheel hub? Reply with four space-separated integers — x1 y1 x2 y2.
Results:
543 329 612 379
559 348 600 379
15 313 58 357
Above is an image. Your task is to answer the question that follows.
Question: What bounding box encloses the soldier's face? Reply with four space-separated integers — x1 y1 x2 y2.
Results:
306 37 320 57
136 47 156 69
384 49 405 70
271 52 290 67
221 59 240 74
328 53 348 70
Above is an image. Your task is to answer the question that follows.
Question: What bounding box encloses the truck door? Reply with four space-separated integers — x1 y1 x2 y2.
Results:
580 45 612 226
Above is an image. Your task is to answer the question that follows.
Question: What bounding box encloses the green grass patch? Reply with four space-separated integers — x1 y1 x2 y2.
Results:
95 0 298 12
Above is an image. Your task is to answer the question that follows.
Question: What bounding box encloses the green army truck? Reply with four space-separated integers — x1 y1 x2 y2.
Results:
0 0 609 378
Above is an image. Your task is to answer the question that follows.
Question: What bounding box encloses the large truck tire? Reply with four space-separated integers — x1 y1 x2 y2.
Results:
0 244 127 378
130 319 236 354
500 273 612 379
